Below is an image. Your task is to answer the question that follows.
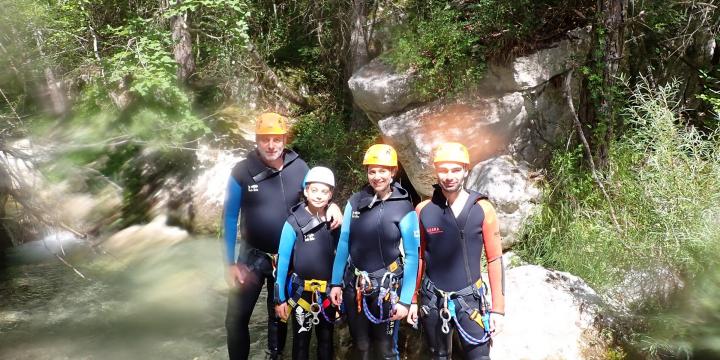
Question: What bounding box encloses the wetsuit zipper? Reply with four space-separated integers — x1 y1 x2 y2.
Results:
376 200 386 271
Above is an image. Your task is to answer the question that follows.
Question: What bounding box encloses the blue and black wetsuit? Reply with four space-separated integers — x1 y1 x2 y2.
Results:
274 203 340 360
415 186 506 360
330 182 419 360
223 149 309 360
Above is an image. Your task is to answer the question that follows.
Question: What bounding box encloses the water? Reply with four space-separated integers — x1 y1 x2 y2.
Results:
0 237 236 359
0 236 427 360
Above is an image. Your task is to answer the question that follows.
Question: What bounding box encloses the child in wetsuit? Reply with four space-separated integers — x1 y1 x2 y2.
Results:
274 166 340 360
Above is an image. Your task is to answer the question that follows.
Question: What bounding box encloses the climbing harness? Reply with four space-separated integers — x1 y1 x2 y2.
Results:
245 248 278 278
423 277 492 345
349 257 403 324
286 274 342 332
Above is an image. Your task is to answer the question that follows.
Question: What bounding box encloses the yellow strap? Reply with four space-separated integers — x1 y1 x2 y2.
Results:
303 279 327 293
296 298 312 312
470 309 485 329
388 260 399 272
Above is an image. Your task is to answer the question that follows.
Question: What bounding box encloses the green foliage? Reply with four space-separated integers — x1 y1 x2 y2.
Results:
516 79 720 356
386 0 593 97
386 3 484 98
290 108 378 203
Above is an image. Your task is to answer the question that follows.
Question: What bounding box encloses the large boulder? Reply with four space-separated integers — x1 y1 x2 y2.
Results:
490 265 610 360
347 58 420 121
352 28 590 245
467 155 542 248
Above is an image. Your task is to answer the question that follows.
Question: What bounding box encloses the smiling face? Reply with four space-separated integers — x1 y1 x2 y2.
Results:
435 162 468 193
367 165 396 195
304 182 333 209
255 134 286 165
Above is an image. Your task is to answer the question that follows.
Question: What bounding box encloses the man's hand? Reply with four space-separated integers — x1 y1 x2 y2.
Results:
329 286 343 306
327 203 343 230
490 312 505 335
407 303 419 326
226 263 255 287
390 303 409 321
275 302 289 321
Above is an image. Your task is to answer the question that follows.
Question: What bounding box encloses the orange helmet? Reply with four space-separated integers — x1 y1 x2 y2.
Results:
255 112 289 135
363 144 398 167
433 142 470 165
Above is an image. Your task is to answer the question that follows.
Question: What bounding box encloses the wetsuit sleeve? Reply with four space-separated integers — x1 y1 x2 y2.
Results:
479 200 505 314
330 202 353 287
275 222 297 302
223 176 243 264
412 200 430 304
398 211 420 306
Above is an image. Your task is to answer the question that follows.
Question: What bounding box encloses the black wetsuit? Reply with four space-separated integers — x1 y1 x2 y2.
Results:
330 183 420 360
223 149 309 360
274 203 340 360
416 187 493 360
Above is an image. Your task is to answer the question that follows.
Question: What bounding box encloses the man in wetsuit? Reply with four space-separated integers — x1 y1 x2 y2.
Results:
223 112 341 360
407 142 505 360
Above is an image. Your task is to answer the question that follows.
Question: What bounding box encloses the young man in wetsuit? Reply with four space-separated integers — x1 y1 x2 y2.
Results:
407 142 505 360
328 144 420 360
223 113 342 360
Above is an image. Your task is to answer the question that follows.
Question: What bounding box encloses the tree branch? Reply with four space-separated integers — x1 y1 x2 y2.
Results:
246 42 314 109
564 70 629 242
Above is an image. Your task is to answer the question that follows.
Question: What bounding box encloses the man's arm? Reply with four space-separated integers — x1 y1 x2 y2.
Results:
223 176 243 264
479 199 505 314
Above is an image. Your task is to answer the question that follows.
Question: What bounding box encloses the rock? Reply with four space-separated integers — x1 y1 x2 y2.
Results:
348 58 420 121
190 145 249 234
467 156 542 248
490 265 610 360
351 29 590 248
480 27 591 92
101 215 189 265
378 93 526 196
603 266 684 321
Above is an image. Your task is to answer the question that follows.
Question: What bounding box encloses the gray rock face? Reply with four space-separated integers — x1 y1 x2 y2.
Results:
352 28 591 246
467 156 542 248
490 265 610 360
348 58 419 121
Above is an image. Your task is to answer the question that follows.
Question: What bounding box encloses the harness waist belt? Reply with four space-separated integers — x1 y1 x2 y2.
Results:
423 277 484 298
350 257 403 280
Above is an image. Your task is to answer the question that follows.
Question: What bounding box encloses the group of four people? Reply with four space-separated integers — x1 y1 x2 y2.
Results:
223 112 506 360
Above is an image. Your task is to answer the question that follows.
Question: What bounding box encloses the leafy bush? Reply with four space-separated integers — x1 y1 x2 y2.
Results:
385 0 593 97
516 79 720 357
290 109 378 203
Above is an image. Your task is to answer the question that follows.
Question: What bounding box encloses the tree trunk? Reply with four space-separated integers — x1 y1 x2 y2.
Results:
346 0 374 130
33 30 69 118
579 0 625 167
247 43 313 110
598 0 625 166
171 0 195 84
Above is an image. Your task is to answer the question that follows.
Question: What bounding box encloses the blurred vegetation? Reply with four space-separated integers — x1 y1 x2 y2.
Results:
385 0 594 97
516 79 720 358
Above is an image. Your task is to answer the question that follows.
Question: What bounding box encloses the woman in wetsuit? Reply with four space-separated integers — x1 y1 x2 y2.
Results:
274 166 340 360
329 144 420 360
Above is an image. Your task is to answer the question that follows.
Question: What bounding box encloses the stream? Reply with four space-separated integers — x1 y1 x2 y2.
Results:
0 234 425 360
